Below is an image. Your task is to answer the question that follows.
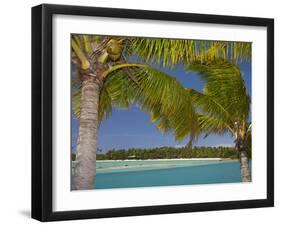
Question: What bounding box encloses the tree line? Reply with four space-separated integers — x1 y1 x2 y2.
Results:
72 146 251 161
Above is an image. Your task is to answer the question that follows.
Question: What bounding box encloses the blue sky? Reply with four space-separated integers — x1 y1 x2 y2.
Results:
71 61 251 152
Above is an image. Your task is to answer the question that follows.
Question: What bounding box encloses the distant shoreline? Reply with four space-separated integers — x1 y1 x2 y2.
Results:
72 146 241 161
95 158 233 162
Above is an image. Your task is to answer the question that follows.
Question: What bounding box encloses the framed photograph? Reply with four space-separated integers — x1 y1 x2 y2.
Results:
32 4 274 221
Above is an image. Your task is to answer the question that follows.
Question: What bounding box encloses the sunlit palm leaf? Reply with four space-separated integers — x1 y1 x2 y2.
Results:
185 60 250 139
198 114 230 135
129 66 197 141
187 60 250 121
186 88 232 124
126 39 251 68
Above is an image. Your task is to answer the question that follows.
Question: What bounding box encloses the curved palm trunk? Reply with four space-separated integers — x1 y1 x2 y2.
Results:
239 148 251 182
73 77 100 190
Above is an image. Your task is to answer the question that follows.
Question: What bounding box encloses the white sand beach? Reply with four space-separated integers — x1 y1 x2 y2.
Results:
96 158 224 162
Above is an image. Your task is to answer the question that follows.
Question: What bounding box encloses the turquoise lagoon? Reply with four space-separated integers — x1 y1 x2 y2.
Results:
94 159 246 189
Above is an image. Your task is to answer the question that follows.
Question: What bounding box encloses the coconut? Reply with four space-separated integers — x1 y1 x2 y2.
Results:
106 39 122 61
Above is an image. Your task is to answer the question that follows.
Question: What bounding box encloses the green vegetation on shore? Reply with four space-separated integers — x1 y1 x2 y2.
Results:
72 146 251 161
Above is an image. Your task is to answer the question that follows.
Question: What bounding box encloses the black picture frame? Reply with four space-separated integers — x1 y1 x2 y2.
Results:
32 3 274 222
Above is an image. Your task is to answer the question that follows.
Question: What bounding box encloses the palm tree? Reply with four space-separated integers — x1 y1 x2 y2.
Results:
71 35 251 189
157 60 252 182
189 60 252 182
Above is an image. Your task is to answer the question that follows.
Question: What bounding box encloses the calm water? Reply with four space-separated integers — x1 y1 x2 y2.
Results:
94 160 246 189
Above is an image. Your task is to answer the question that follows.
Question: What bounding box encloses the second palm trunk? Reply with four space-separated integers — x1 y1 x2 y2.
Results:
239 149 251 182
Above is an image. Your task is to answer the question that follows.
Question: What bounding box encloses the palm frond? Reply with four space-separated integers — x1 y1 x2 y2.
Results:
82 35 93 53
97 63 198 140
125 38 251 68
71 38 90 70
186 88 233 125
187 60 250 123
198 114 230 135
129 66 198 141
